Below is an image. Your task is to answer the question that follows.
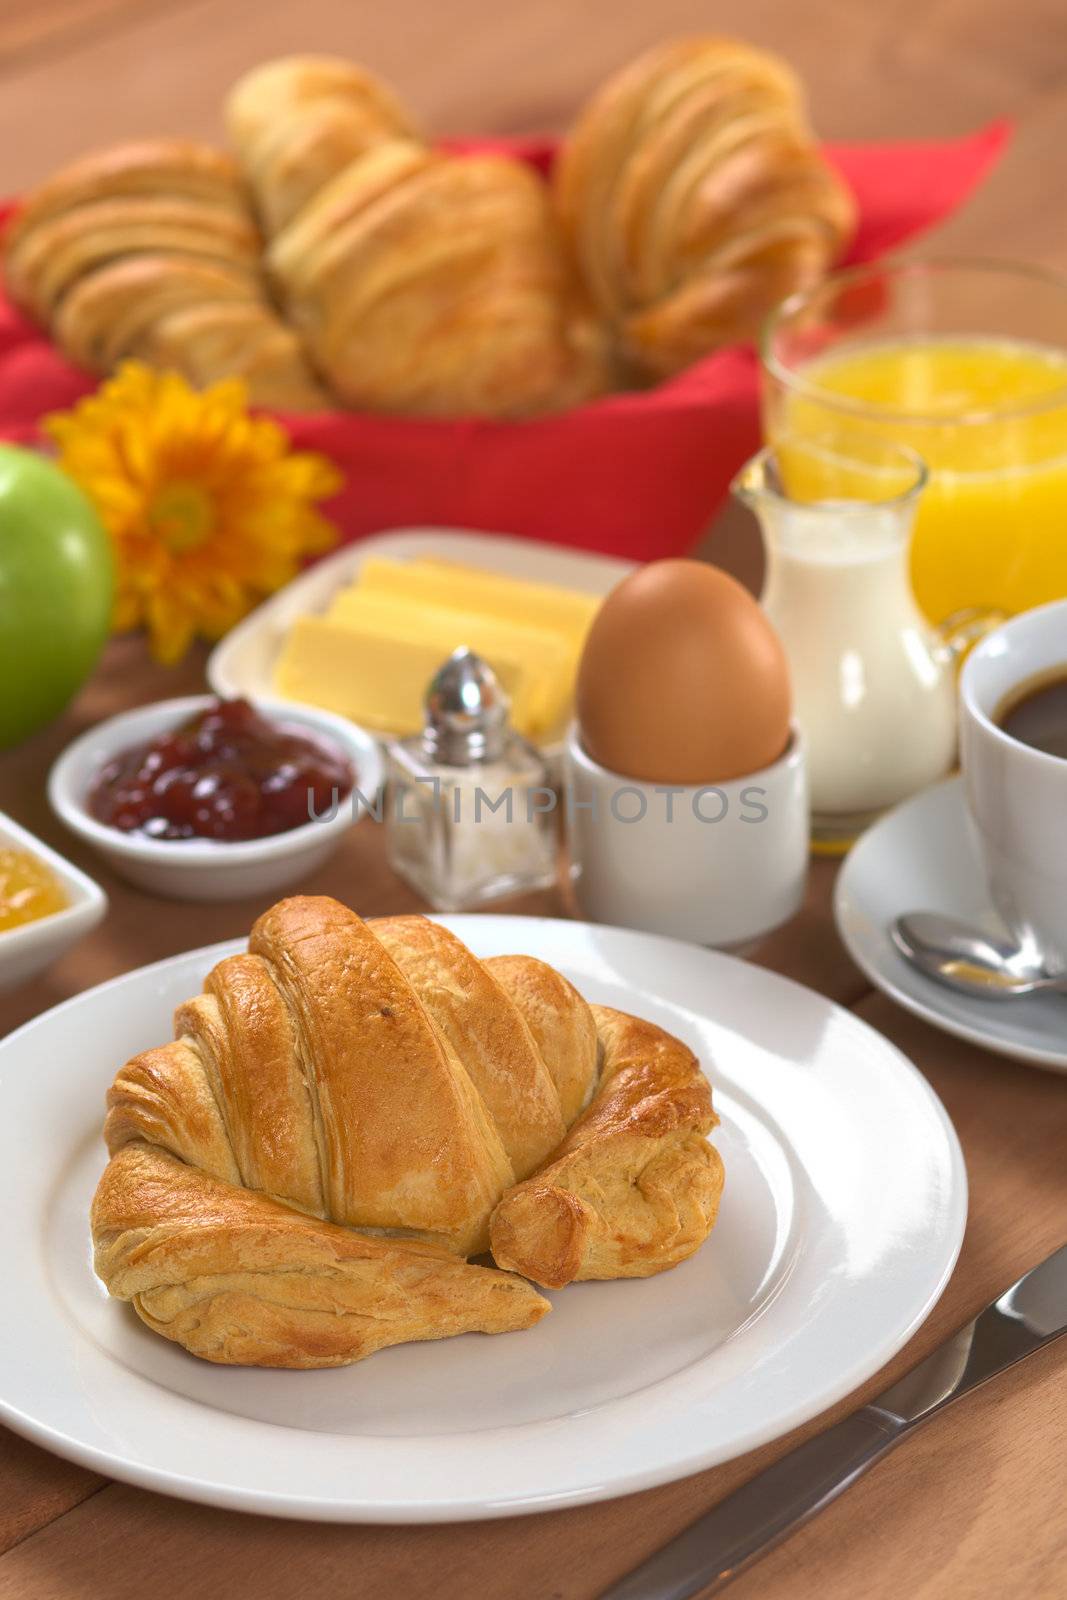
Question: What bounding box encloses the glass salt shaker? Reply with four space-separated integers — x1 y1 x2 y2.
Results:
385 648 558 910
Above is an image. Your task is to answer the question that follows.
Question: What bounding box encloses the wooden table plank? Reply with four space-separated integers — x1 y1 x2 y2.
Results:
0 1432 103 1558
2 1341 1063 1600
0 0 1041 191
0 1 199 74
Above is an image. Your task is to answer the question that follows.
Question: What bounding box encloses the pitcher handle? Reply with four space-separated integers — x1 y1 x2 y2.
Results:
936 606 1010 671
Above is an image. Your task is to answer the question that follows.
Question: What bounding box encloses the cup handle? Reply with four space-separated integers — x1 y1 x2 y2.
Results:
936 606 1010 673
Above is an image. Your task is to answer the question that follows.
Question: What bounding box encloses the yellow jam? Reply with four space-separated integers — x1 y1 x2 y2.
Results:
0 847 68 932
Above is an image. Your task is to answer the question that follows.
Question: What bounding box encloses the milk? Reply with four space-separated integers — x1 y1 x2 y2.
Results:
736 456 957 839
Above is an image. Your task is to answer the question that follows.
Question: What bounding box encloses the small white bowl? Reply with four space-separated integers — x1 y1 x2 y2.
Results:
47 695 383 902
0 811 107 992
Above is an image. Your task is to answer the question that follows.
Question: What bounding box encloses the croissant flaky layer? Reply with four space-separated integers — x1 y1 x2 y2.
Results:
92 1142 548 1367
3 137 328 410
91 896 724 1367
490 1007 724 1288
554 35 856 374
225 57 609 417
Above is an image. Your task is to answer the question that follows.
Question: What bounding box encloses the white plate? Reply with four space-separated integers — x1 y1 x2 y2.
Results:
835 776 1067 1073
206 527 634 764
0 916 965 1522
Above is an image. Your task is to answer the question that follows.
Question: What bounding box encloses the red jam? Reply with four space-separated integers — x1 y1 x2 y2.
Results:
88 698 354 843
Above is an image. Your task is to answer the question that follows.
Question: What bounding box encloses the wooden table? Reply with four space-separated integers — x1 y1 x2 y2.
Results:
2 2 1067 1596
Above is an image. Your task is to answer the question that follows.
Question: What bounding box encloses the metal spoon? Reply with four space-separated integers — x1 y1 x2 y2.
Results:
891 912 1067 1000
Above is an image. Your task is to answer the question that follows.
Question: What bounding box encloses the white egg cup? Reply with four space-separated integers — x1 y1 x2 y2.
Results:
564 723 809 947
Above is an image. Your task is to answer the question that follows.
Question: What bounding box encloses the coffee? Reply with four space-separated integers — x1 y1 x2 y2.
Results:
996 667 1067 760
962 603 1067 973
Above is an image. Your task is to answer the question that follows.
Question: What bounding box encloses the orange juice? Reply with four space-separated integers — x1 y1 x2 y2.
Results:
768 337 1067 622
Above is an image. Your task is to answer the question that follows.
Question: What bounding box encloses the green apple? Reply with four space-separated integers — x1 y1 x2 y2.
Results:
0 444 114 748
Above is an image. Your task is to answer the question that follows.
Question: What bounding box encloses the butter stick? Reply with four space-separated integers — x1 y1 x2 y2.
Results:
274 615 543 736
358 556 600 646
323 588 572 734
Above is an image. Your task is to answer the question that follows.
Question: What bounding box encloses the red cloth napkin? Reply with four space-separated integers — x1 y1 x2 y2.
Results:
0 122 1009 562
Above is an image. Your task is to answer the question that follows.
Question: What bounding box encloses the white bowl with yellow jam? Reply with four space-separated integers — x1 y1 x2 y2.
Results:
0 812 107 993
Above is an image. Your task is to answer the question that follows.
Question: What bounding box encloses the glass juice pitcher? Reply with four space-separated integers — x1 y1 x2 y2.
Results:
733 440 959 850
761 258 1067 624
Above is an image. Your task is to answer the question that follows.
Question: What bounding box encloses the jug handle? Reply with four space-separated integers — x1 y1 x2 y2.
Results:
936 606 1010 672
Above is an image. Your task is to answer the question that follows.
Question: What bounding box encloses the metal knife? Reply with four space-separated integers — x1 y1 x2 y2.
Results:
598 1242 1067 1600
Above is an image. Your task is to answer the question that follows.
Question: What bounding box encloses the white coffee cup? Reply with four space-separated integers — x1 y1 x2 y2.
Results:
959 598 1067 973
563 724 809 947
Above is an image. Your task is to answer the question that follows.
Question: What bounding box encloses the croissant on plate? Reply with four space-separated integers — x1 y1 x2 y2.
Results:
4 139 328 409
226 58 607 417
90 897 724 1367
553 36 856 377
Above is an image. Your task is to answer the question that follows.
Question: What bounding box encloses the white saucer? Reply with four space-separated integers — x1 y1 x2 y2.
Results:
835 776 1067 1073
0 916 964 1521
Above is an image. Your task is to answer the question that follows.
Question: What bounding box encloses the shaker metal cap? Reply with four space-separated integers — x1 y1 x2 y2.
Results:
423 647 509 764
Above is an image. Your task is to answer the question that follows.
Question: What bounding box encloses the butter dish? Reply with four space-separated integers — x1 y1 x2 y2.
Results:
207 526 632 766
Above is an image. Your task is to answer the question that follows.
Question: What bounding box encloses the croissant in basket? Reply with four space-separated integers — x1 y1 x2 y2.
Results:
3 42 855 417
3 138 328 409
554 36 856 377
225 54 420 235
226 58 607 417
90 897 724 1368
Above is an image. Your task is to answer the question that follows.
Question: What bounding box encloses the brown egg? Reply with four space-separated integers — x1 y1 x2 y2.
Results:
576 559 791 784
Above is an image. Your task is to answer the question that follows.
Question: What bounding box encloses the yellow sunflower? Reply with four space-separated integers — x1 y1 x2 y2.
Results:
45 362 342 664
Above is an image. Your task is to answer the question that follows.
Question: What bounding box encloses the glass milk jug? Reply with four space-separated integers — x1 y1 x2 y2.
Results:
733 442 957 850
